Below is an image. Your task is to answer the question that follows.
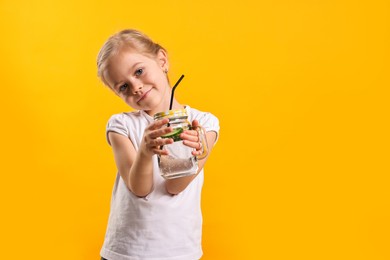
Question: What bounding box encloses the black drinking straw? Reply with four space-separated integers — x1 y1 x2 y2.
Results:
161 74 185 147
169 75 185 110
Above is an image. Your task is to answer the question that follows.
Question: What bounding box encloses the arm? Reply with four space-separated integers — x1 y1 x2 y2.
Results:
108 118 174 197
165 120 218 195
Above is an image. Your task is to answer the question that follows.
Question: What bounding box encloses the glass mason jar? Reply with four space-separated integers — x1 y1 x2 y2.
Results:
153 109 208 179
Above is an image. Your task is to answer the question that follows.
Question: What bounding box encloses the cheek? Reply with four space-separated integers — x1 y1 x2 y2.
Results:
125 96 136 104
147 68 166 82
122 96 134 105
154 74 169 89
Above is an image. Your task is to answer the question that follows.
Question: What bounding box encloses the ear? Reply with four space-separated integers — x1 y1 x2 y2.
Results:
156 49 169 72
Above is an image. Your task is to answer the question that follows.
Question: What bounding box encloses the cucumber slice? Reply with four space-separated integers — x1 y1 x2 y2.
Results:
161 127 183 139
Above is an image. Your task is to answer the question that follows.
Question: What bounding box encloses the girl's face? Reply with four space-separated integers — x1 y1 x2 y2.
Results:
104 49 170 115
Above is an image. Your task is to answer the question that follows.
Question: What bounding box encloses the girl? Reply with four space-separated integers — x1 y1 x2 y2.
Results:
97 29 219 260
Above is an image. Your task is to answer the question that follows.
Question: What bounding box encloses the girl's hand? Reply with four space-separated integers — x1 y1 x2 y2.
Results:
140 118 174 157
180 119 207 157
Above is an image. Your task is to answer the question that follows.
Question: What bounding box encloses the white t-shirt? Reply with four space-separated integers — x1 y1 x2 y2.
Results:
100 106 219 260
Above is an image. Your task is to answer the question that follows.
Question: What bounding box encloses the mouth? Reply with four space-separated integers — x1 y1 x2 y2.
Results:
136 88 152 103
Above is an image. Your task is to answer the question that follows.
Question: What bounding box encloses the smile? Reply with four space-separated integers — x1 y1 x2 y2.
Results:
137 88 152 103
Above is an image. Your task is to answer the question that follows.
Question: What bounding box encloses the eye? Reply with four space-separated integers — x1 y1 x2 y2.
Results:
135 68 144 76
119 83 128 93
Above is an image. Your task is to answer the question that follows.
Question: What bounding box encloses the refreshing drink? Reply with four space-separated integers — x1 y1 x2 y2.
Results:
154 109 199 179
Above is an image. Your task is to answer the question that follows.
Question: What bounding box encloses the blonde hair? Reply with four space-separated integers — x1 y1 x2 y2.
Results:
97 29 167 86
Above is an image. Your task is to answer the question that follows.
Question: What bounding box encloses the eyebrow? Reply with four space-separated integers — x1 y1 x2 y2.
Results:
130 62 143 71
113 62 144 89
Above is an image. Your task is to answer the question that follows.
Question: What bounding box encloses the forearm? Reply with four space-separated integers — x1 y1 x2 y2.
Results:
128 152 154 197
165 174 197 195
109 118 173 197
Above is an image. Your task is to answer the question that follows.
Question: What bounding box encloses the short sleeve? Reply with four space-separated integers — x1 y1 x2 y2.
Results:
106 114 129 145
198 113 220 144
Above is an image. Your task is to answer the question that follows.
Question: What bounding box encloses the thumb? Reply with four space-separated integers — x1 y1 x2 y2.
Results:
192 119 200 128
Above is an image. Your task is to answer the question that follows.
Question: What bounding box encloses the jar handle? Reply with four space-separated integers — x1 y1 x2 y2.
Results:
195 126 208 160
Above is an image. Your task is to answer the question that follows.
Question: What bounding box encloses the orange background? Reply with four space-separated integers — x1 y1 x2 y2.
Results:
1 0 389 259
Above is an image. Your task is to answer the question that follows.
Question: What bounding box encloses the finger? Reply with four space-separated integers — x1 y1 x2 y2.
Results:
182 129 198 136
152 148 170 156
149 118 170 130
192 150 203 156
180 132 199 142
192 119 200 128
149 126 173 139
183 140 202 150
148 137 174 148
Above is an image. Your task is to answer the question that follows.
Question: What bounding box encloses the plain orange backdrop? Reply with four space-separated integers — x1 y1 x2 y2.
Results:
1 0 389 259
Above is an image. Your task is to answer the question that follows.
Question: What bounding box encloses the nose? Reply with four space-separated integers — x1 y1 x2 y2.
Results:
130 77 143 94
